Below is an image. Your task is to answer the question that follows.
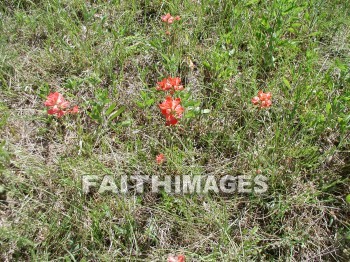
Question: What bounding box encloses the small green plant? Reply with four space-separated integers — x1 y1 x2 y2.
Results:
86 89 125 127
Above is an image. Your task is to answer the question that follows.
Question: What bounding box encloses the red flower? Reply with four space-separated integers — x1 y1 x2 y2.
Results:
156 154 165 164
168 255 185 262
157 78 172 92
45 92 70 118
168 77 184 93
44 92 69 108
159 96 184 126
168 16 174 24
260 99 272 108
252 90 272 109
161 13 180 24
161 13 172 23
44 92 79 117
69 105 79 114
258 90 272 101
156 77 184 94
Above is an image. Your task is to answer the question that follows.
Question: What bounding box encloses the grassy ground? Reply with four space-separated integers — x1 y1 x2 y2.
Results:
0 0 350 261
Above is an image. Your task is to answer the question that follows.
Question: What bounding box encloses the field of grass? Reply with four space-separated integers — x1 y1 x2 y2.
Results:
0 0 350 261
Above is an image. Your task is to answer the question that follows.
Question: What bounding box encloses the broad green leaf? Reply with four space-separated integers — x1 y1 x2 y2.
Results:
108 106 125 122
105 102 117 116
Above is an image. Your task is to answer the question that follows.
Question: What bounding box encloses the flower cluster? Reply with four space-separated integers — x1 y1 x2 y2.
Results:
251 90 272 109
161 13 180 35
161 13 180 24
156 79 185 163
44 92 79 118
157 76 185 126
159 96 184 126
156 77 184 94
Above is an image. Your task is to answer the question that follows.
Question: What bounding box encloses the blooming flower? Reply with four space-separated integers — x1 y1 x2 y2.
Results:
44 92 70 117
156 153 165 164
161 13 180 35
167 254 185 262
156 77 184 94
157 78 172 92
159 96 184 126
161 13 171 23
44 92 79 117
168 77 184 92
161 13 180 24
251 90 272 109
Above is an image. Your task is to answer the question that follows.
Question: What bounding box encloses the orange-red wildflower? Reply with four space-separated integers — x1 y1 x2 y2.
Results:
156 77 184 94
156 153 165 164
159 96 184 126
161 13 181 24
44 92 79 117
252 90 272 109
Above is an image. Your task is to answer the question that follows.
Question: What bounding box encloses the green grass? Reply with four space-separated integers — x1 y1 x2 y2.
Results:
0 0 350 261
